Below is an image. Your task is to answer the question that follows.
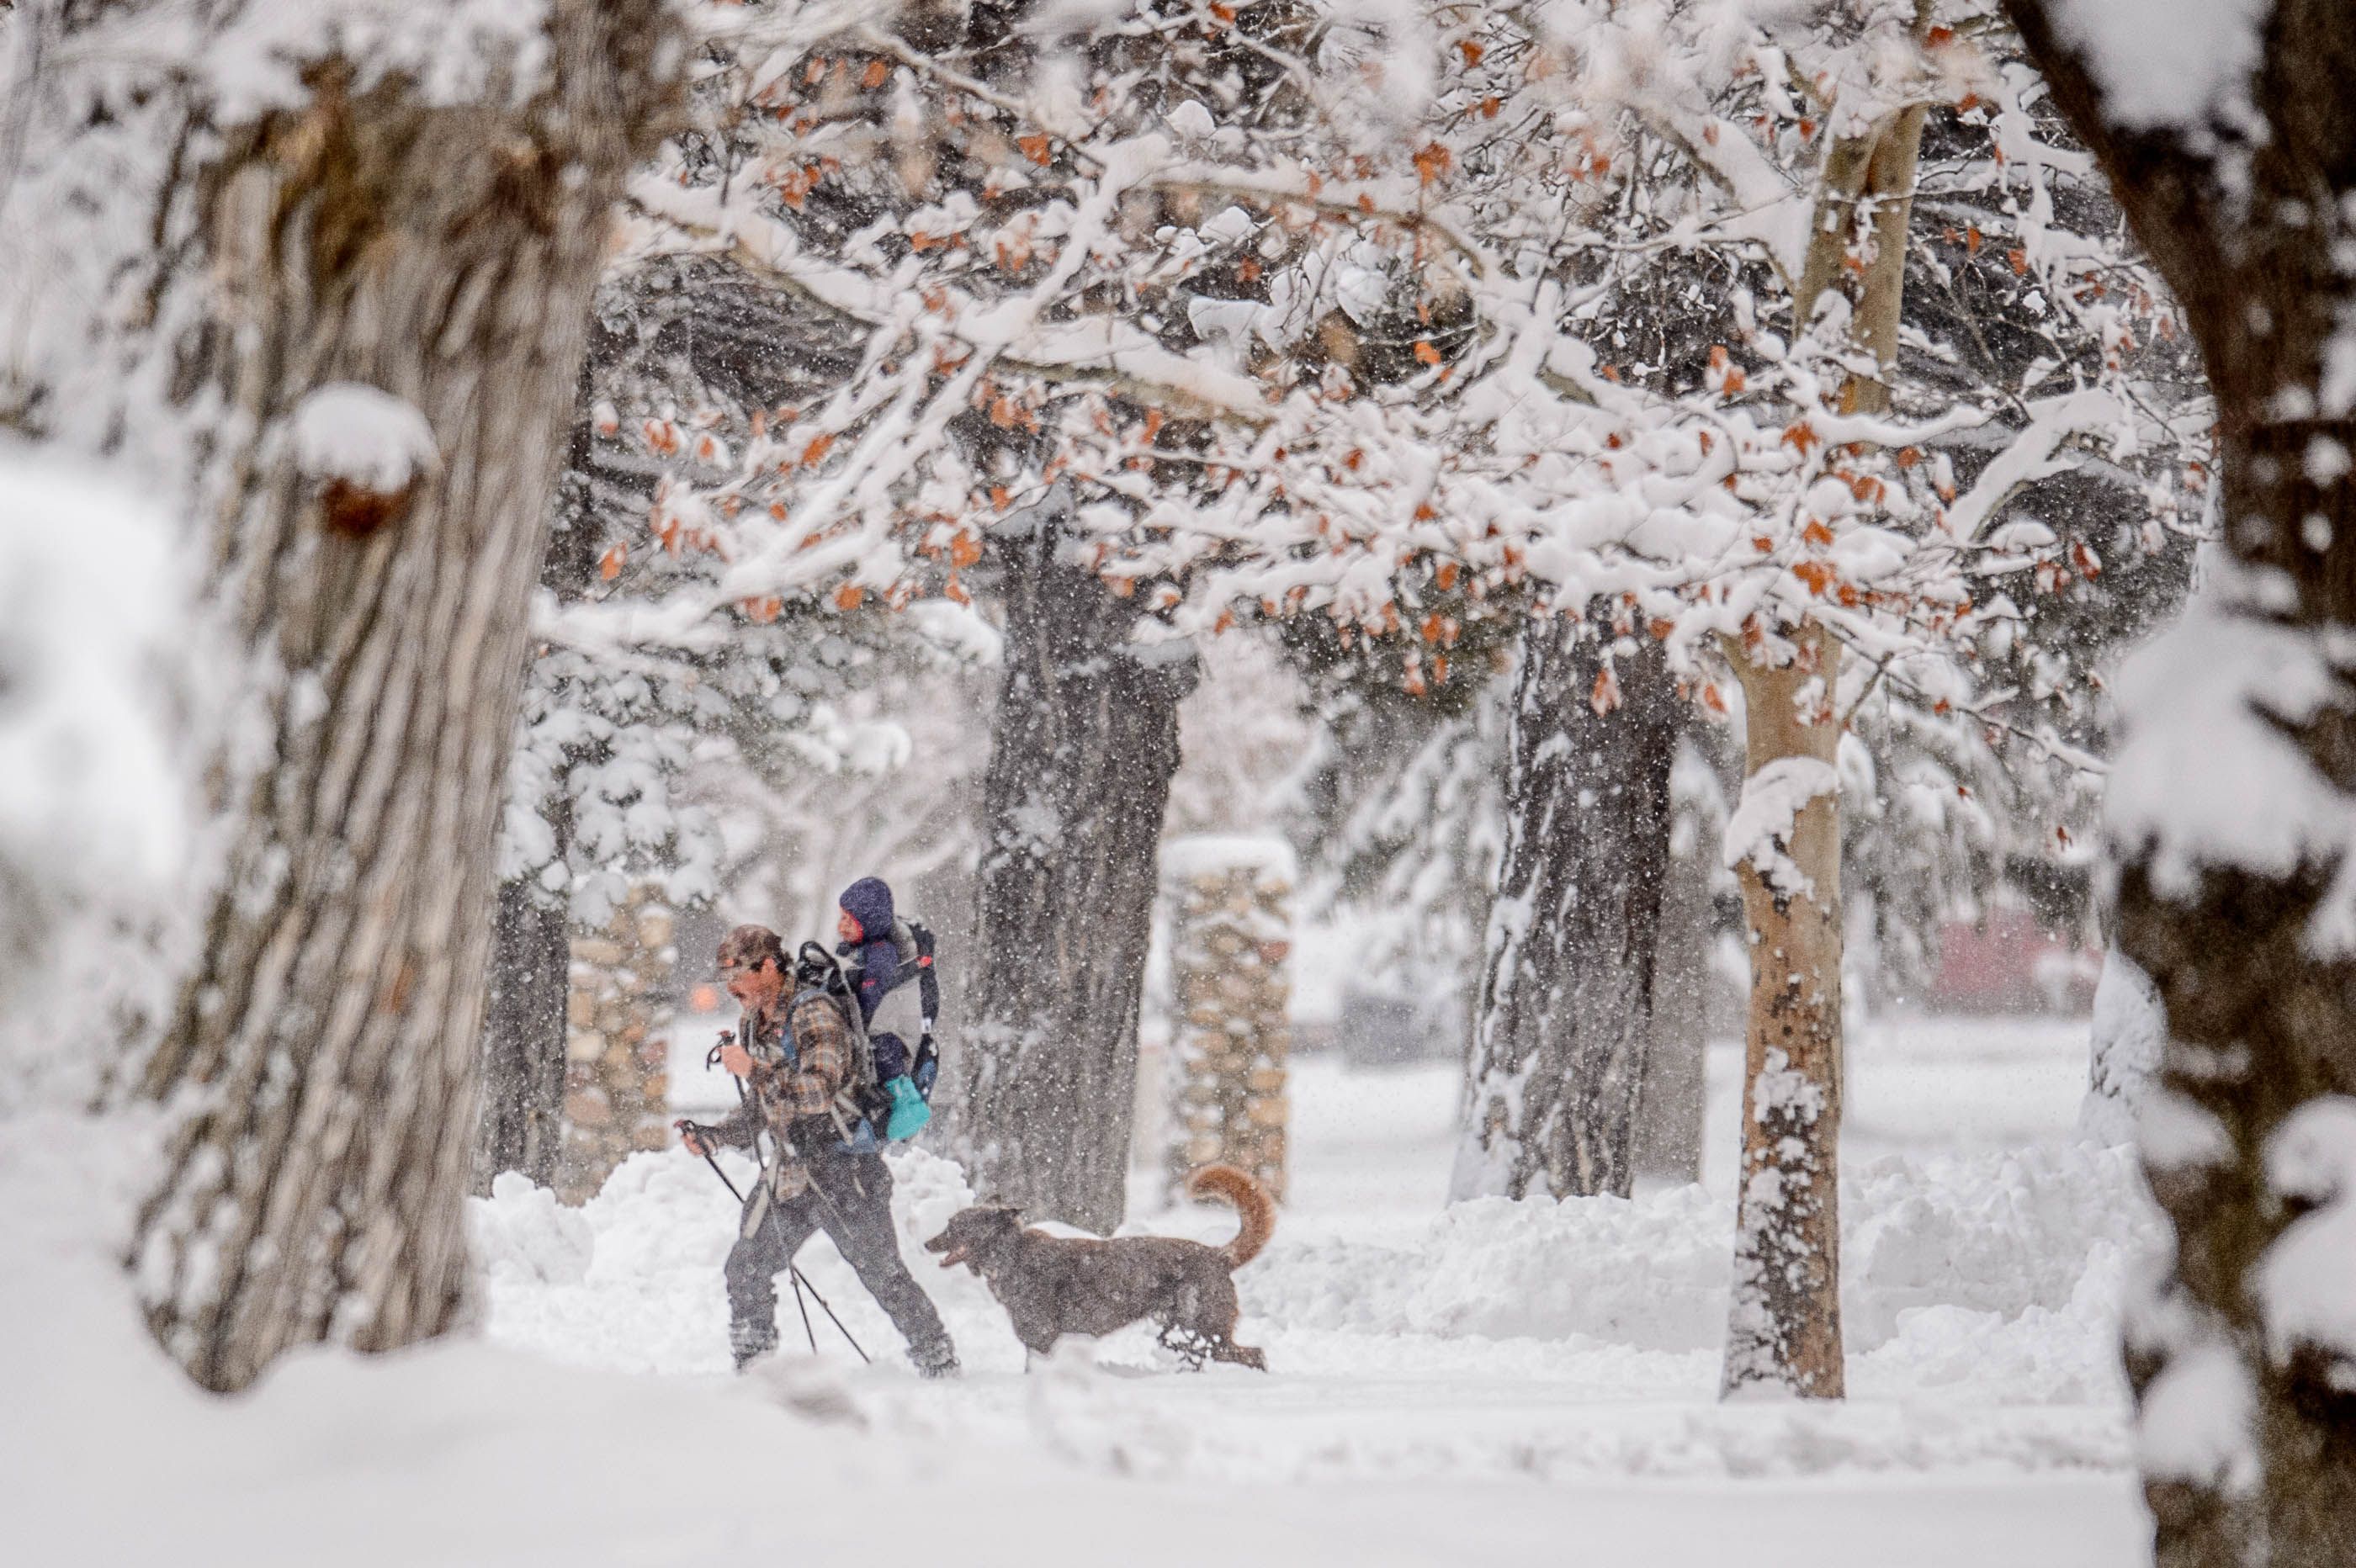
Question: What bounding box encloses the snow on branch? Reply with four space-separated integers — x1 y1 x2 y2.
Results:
2044 0 2269 129
1722 756 1839 899
291 384 438 494
2257 1096 2356 1367
2104 584 2356 951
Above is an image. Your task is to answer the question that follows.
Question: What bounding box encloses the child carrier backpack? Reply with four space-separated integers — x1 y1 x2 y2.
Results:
790 921 941 1148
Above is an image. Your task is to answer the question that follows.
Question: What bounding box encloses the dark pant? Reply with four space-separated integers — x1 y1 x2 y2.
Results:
724 1146 954 1372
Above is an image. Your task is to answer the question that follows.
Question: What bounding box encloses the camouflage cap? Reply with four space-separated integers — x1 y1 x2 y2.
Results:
716 924 785 972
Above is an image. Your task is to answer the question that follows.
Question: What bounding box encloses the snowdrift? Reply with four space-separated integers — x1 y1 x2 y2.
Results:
475 1142 2159 1371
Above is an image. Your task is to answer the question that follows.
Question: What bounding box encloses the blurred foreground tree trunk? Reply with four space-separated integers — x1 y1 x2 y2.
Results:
1456 612 1680 1200
952 495 1196 1233
2008 4 2356 1559
54 2 684 1392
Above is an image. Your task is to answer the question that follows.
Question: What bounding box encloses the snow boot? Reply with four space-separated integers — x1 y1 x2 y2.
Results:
731 1318 778 1372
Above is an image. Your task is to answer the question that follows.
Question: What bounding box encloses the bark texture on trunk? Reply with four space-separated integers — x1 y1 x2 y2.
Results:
1454 612 1681 1201
2078 941 2162 1147
2004 4 2356 1558
123 7 676 1391
472 878 571 1194
1635 835 1711 1184
474 373 594 1195
952 497 1197 1234
1721 622 1846 1399
1716 47 1926 1397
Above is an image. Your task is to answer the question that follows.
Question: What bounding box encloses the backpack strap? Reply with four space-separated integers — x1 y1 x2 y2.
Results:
906 919 940 1037
792 941 881 1146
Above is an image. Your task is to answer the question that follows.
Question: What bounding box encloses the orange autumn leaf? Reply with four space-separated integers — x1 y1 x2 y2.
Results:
1590 664 1622 715
801 433 836 466
1793 559 1836 596
1435 560 1460 591
1017 134 1053 167
1458 39 1484 66
944 575 971 606
599 543 626 581
862 58 888 89
1413 340 1442 365
1412 142 1452 185
1802 519 1835 548
2008 247 2030 275
950 530 982 569
834 582 866 612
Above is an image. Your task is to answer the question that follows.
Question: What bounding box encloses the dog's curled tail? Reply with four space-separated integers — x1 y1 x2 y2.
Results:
1186 1163 1276 1268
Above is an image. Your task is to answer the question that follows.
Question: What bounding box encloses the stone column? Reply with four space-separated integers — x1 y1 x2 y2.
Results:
1161 838 1294 1202
558 889 677 1202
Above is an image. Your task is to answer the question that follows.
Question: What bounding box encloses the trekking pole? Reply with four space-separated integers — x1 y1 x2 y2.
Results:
680 1116 868 1364
683 1125 829 1356
788 1266 870 1364
786 1268 820 1354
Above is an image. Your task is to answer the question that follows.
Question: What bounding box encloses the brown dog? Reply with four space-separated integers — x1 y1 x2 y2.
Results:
925 1164 1275 1369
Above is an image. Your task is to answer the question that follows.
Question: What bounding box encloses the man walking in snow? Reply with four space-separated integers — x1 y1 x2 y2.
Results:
681 924 958 1376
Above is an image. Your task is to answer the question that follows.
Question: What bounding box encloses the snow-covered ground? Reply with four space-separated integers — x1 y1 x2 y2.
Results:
469 1010 2158 1561
7 1010 2158 1565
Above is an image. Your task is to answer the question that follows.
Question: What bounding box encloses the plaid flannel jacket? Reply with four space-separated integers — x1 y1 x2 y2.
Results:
707 989 852 1152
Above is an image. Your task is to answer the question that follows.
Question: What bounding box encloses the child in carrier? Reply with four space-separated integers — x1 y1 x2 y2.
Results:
835 877 937 1137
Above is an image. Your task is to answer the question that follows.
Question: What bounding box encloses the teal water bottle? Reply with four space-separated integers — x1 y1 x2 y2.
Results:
884 1075 933 1140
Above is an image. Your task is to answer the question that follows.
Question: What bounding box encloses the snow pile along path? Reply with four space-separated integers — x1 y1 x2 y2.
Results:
470 1134 2160 1485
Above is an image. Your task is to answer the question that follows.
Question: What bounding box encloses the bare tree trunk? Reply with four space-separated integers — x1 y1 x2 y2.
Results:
2003 5 2356 1558
2078 942 2162 1147
118 7 676 1392
472 877 571 1194
1636 836 1711 1184
475 368 597 1194
1721 622 1846 1398
1454 612 1681 1201
950 495 1197 1233
1716 40 1927 1396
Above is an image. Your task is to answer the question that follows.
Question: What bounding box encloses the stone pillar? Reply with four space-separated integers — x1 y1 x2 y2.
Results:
558 889 677 1202
1161 838 1293 1202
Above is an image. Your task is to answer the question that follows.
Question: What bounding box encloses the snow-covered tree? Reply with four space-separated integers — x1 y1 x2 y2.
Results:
0 449 193 1068
2003 1 2356 1557
1 0 680 1391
